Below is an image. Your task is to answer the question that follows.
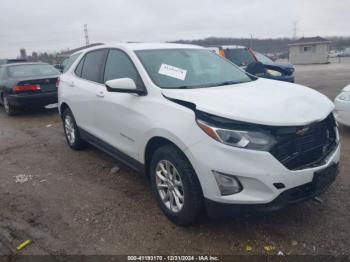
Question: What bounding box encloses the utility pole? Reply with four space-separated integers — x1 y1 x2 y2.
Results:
293 21 298 39
84 24 90 46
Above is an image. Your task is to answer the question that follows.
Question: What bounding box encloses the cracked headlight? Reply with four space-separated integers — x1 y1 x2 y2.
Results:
196 119 276 151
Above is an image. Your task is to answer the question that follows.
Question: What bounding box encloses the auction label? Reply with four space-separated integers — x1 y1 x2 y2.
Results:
158 64 187 80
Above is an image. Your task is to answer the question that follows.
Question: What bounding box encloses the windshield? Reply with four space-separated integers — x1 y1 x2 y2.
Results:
224 48 255 67
136 49 253 89
254 52 273 63
8 64 59 78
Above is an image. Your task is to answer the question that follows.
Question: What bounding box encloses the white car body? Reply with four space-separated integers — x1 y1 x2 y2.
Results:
334 84 350 127
58 43 340 222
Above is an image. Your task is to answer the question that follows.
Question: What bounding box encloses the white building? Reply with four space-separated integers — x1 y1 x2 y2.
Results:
288 37 331 65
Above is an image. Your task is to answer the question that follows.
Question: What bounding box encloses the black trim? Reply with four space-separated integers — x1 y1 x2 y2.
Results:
205 163 339 219
162 95 196 111
105 84 146 95
79 128 145 174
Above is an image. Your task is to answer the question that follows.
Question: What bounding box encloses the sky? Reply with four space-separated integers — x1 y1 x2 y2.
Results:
0 0 349 58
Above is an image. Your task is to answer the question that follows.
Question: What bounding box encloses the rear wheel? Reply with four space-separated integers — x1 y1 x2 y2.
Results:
62 108 86 150
150 144 203 225
3 94 19 116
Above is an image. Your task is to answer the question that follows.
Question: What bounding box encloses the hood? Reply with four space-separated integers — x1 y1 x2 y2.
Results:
162 78 334 126
266 62 294 69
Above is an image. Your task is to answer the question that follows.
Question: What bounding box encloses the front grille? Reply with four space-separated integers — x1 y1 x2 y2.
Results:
270 114 338 170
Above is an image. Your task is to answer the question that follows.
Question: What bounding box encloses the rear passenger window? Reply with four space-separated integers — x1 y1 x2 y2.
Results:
104 49 139 84
81 49 107 83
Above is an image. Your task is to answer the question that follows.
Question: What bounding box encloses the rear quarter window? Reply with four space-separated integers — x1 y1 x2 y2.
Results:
62 52 81 73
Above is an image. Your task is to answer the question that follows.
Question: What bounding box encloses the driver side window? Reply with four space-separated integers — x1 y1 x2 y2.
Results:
104 49 139 85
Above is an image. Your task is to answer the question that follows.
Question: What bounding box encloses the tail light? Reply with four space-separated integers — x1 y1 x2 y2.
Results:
12 84 41 93
56 77 60 88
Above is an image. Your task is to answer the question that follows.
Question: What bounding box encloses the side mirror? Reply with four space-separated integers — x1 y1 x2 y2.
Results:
105 78 145 95
245 62 267 77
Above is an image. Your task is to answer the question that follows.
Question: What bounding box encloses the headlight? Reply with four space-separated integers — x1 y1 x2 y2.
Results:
338 92 350 101
266 69 282 77
197 119 276 151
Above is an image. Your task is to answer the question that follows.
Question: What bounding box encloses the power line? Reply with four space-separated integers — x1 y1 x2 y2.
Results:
293 21 298 39
84 24 90 46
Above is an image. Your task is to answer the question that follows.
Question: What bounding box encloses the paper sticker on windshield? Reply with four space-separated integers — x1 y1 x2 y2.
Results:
158 64 187 80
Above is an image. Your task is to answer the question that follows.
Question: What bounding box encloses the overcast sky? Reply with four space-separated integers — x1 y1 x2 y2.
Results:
0 0 349 58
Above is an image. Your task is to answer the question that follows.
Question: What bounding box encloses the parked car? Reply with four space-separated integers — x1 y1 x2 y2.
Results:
334 84 350 127
58 43 340 225
253 51 295 82
207 45 295 82
0 59 27 65
0 62 60 115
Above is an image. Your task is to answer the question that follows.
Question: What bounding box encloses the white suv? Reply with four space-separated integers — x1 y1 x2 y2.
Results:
58 43 340 225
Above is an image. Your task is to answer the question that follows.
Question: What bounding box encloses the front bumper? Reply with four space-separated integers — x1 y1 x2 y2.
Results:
334 98 350 127
184 136 340 214
205 163 339 219
7 92 58 107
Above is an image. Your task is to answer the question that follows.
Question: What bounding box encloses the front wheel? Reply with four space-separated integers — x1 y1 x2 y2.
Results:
150 145 203 225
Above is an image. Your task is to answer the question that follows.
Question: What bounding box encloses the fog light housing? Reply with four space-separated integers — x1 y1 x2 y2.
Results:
213 171 243 195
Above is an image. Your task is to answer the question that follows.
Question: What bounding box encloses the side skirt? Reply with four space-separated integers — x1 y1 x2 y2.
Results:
79 128 146 175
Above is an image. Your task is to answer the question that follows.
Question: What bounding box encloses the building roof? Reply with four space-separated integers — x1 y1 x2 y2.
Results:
288 36 331 46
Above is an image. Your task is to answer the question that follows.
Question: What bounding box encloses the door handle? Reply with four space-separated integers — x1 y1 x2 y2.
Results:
96 91 105 98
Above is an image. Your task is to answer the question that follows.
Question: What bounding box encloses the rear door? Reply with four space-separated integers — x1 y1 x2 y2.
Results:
67 49 108 135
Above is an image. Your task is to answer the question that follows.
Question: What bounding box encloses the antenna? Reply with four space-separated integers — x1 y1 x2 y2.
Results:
293 21 298 39
84 24 90 46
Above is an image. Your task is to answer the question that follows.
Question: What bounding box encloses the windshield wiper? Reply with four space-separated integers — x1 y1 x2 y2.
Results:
165 81 246 89
215 81 245 86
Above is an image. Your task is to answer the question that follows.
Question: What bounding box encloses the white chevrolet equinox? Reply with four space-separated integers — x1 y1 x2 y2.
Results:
58 43 340 225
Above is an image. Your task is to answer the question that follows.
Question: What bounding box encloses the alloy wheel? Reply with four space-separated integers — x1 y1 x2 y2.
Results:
155 160 185 213
64 115 76 145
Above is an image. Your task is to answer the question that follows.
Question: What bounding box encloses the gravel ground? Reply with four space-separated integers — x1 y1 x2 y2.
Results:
0 58 349 257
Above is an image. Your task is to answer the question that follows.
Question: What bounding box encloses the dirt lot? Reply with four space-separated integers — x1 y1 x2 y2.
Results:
0 58 350 257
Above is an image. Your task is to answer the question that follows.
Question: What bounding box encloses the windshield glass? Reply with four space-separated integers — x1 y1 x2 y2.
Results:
254 52 273 63
8 64 60 78
136 49 253 89
224 48 255 66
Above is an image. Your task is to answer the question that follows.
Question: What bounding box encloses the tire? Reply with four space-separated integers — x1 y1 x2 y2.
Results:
62 108 86 150
3 94 19 116
150 144 203 225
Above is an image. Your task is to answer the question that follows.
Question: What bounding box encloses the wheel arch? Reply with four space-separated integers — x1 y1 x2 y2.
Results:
59 102 70 117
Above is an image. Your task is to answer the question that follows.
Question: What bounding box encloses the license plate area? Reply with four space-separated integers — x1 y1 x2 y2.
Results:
312 163 339 194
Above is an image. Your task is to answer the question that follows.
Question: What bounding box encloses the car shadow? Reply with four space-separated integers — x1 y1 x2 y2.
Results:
0 105 59 118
